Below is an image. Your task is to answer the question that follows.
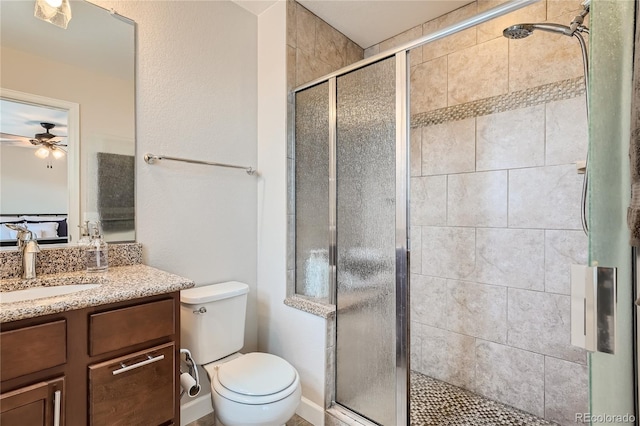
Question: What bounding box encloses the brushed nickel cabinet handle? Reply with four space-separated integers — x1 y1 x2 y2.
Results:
112 354 165 375
53 390 61 426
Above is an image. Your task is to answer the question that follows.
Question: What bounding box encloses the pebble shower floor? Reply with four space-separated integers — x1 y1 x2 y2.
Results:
187 372 556 426
410 371 555 425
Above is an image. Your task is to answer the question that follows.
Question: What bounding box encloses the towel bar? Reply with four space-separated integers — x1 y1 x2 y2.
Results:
144 153 256 175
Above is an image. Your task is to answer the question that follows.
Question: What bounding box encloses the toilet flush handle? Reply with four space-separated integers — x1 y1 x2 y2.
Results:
193 307 207 314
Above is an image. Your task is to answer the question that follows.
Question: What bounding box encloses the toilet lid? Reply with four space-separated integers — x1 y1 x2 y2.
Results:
217 352 296 396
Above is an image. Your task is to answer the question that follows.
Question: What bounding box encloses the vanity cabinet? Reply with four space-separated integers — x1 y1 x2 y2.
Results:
0 292 180 426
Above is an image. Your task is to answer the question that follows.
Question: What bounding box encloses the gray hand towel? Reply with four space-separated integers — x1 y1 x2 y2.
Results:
97 152 135 233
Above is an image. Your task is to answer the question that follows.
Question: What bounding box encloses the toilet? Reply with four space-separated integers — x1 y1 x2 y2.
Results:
180 282 301 426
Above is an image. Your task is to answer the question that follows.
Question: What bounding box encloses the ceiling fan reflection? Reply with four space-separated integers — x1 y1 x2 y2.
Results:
1 122 67 167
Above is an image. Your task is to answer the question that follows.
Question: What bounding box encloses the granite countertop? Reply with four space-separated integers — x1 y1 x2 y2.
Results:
0 264 195 323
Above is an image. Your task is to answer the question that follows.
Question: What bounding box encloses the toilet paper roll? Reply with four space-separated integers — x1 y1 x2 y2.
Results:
180 372 200 397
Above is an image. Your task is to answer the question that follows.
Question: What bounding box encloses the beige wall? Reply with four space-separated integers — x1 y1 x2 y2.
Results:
364 1 589 424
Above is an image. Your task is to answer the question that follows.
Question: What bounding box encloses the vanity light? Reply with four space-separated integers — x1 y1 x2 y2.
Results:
34 0 72 29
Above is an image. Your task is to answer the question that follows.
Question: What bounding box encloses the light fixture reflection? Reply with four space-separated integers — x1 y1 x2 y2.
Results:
34 146 66 160
51 148 65 159
34 0 72 29
35 146 50 159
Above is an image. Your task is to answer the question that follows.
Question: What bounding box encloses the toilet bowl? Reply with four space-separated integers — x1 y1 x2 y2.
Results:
180 282 302 426
205 353 302 426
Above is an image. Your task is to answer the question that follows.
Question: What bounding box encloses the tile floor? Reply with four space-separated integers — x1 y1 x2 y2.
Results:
188 371 554 426
186 412 312 426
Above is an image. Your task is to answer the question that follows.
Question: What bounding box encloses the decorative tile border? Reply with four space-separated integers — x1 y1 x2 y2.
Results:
0 243 142 280
411 76 585 128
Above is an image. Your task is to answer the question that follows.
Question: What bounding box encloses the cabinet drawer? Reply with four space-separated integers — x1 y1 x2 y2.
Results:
89 299 175 356
89 342 175 426
1 320 66 381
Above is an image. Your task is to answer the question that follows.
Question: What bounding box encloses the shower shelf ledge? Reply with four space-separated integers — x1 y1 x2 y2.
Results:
284 295 335 319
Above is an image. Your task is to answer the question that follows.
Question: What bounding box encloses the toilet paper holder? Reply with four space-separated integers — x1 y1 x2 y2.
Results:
180 348 201 398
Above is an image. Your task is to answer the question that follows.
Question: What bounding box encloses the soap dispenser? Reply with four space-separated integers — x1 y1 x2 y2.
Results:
86 221 108 272
78 221 91 247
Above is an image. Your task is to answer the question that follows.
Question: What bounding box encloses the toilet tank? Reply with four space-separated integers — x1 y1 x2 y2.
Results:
180 281 249 364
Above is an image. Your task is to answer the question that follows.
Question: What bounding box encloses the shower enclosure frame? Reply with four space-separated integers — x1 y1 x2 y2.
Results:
293 1 542 424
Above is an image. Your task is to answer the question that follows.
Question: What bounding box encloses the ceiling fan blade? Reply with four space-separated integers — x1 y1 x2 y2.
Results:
0 133 36 147
0 140 32 147
1 132 31 141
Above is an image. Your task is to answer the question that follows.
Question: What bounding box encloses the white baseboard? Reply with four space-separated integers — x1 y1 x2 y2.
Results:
180 393 213 426
296 396 325 426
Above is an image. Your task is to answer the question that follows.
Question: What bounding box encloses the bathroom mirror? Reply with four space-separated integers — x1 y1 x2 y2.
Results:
0 0 135 245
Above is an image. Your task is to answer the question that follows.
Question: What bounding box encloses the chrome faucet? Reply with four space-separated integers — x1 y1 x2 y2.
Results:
6 224 41 279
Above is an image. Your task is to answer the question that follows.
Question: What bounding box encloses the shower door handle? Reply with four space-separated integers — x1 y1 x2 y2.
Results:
571 265 617 354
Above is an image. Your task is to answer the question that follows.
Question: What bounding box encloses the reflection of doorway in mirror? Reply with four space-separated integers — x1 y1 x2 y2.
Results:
0 89 80 244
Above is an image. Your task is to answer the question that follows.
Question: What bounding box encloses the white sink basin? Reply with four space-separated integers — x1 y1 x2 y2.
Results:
0 284 101 304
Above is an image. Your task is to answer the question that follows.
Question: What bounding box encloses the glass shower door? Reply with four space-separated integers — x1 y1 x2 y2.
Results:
334 54 408 425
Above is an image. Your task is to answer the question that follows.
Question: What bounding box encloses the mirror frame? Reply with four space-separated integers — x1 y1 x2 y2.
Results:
0 88 80 244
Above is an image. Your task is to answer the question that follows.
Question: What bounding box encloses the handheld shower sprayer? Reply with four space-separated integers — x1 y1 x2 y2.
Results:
503 22 573 39
502 3 591 235
503 1 590 40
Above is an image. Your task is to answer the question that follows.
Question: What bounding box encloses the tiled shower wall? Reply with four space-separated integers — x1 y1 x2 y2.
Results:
364 1 589 424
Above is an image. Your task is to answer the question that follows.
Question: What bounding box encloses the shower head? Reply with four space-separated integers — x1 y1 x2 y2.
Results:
503 23 574 39
503 24 534 39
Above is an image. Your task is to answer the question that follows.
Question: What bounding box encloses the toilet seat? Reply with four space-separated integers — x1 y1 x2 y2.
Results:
208 353 299 405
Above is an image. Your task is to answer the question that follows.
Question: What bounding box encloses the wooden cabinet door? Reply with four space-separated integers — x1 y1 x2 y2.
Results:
89 342 174 426
0 377 65 426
